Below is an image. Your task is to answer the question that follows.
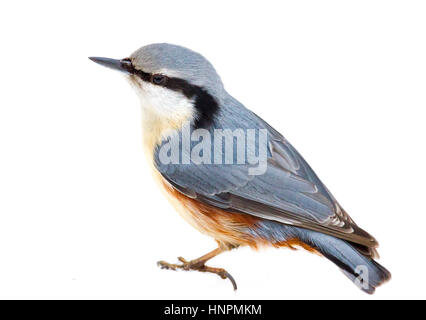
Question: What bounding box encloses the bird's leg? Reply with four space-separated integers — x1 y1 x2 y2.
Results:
157 246 237 290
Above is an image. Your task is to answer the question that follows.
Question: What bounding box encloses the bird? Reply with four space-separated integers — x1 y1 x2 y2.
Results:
89 43 391 294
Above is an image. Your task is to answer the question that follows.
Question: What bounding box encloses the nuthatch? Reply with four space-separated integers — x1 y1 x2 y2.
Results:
90 43 390 293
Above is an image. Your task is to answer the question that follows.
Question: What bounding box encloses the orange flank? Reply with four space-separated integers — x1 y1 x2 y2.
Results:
159 173 319 255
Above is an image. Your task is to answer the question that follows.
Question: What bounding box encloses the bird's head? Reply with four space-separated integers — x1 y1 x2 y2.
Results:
90 43 224 130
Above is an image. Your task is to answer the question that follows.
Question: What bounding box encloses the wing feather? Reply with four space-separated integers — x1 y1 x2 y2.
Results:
154 97 378 248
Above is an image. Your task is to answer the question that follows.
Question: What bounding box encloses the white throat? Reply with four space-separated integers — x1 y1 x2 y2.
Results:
127 75 196 158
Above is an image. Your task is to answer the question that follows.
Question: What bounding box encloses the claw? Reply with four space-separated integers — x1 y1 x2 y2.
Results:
157 260 178 271
222 270 237 290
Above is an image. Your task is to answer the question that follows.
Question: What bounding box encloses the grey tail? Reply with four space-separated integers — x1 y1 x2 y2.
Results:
296 229 391 294
253 221 391 294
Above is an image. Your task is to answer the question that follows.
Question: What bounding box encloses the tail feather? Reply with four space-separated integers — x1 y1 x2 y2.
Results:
253 221 391 294
296 228 391 294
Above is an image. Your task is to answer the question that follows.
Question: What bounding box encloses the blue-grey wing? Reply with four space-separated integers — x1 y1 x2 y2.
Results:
154 97 377 248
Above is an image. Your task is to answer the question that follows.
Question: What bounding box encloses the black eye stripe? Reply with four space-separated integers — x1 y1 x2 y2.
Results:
133 69 151 82
126 59 219 128
121 58 151 81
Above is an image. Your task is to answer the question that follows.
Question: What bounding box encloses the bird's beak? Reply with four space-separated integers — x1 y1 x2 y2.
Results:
89 57 133 74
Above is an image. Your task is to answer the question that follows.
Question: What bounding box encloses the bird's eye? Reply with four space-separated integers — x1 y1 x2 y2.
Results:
151 74 167 85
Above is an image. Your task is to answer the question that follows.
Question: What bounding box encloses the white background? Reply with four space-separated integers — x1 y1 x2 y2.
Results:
0 0 425 299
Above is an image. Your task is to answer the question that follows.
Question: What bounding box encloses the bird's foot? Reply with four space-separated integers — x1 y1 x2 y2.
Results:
157 257 237 290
